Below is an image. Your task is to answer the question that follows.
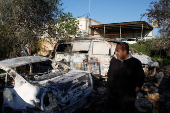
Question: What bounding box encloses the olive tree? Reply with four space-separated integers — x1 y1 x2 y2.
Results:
142 0 170 37
0 0 63 58
141 0 170 58
57 12 80 39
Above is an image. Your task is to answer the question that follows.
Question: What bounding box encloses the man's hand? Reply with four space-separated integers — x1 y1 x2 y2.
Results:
135 86 140 92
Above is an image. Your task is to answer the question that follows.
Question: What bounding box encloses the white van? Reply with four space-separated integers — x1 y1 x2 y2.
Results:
54 37 159 78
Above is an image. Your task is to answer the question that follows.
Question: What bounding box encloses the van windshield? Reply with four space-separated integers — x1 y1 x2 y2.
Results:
56 44 72 52
72 41 90 52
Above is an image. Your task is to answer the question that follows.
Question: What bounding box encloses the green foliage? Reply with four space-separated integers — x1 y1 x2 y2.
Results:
141 0 170 67
130 39 154 56
0 23 15 59
153 37 170 57
141 39 153 56
0 0 63 59
31 38 41 55
142 0 170 37
57 12 79 39
131 38 170 67
130 43 147 55
162 58 170 67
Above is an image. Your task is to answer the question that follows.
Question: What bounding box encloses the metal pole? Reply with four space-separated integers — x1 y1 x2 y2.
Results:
104 25 105 38
88 0 91 35
141 24 143 39
120 25 121 38
5 73 7 87
89 0 91 19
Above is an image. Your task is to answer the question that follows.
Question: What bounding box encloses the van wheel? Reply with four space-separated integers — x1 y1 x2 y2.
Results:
4 107 16 113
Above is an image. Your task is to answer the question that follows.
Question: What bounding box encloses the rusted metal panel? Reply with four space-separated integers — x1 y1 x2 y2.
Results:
72 62 100 75
91 55 111 77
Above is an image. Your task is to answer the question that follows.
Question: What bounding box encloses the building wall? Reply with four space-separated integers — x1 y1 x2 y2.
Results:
143 30 153 40
76 17 101 37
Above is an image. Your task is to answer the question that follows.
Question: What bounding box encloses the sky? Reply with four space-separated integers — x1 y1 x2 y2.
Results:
61 0 160 38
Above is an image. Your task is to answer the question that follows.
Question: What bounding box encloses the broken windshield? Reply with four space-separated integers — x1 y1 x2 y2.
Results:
72 41 90 52
15 60 70 83
56 44 72 52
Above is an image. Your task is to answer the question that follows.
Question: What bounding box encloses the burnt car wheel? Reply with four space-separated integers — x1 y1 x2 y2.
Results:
43 91 60 112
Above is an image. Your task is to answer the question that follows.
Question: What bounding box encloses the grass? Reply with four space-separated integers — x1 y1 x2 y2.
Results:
129 43 147 55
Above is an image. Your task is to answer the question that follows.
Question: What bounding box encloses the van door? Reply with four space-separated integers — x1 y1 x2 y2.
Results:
89 41 112 77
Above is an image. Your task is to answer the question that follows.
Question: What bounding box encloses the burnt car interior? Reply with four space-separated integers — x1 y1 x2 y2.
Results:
0 70 14 110
0 60 71 86
15 60 71 82
0 70 14 88
0 70 6 106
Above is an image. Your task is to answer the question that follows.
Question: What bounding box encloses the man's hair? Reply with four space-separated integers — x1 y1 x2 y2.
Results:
117 42 129 54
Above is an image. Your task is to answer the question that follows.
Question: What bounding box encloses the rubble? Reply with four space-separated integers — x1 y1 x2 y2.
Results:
135 98 153 113
155 72 164 85
72 67 170 113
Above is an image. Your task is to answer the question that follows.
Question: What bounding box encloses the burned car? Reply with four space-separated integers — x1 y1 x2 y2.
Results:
0 56 93 113
54 37 159 78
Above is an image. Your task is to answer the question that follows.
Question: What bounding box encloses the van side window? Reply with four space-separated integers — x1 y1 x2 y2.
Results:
92 42 110 55
56 44 72 52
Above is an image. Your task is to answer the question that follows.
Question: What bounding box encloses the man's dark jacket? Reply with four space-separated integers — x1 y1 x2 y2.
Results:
106 56 145 109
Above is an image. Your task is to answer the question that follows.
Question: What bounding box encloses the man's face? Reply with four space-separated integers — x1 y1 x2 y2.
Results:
115 45 126 60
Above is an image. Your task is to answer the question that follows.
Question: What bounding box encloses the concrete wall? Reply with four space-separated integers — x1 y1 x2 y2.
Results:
76 17 101 37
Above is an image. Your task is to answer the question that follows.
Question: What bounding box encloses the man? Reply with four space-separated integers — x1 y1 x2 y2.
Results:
104 42 145 113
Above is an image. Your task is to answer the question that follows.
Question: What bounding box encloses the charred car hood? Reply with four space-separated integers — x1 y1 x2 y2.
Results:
36 70 90 86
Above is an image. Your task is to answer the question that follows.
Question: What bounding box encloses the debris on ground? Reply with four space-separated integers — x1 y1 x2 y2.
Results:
74 67 170 113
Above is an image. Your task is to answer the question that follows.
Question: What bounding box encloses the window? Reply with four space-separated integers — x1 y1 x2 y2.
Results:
56 44 72 52
72 41 90 52
93 42 110 55
127 39 136 41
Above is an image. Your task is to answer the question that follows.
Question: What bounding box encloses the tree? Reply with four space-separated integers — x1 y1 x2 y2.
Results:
142 0 170 37
57 12 80 39
0 0 63 58
153 35 170 57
